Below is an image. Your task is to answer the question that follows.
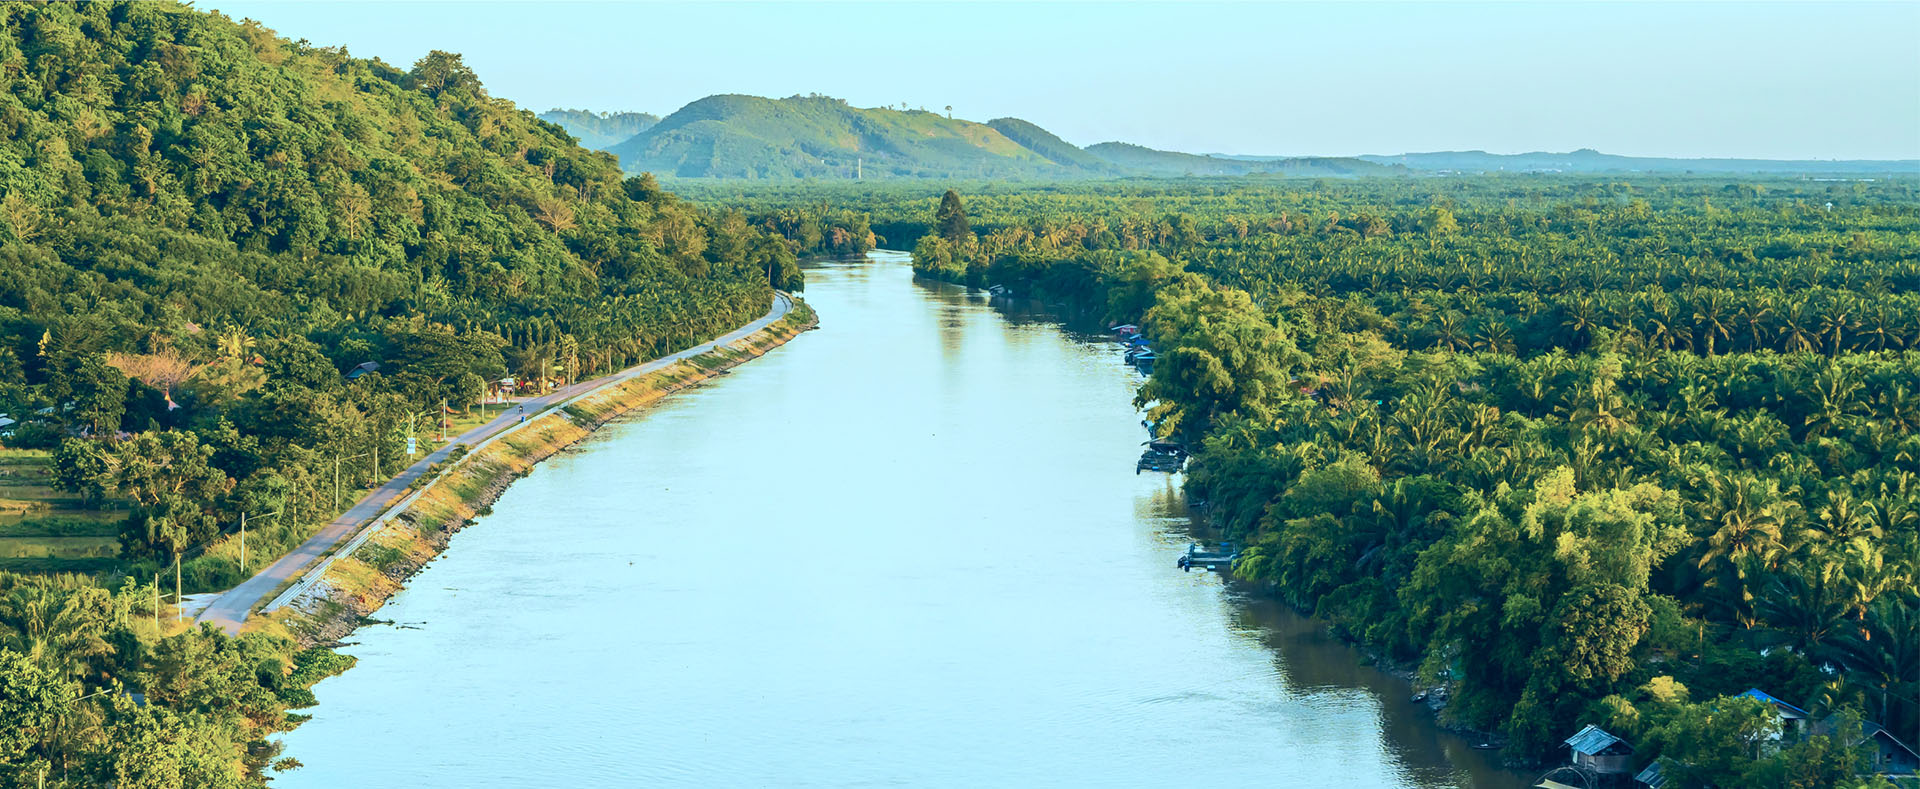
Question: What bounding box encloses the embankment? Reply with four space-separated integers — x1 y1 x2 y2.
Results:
271 300 817 646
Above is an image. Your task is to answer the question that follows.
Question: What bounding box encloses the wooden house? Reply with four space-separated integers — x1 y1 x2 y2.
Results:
1811 717 1920 778
1564 724 1635 776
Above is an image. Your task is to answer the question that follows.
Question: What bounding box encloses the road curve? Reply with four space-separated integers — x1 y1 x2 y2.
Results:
196 292 795 634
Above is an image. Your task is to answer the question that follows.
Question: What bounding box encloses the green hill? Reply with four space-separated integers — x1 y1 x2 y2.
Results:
986 117 1115 172
608 93 1409 180
0 1 794 573
538 109 661 150
608 95 1077 179
1086 142 1394 177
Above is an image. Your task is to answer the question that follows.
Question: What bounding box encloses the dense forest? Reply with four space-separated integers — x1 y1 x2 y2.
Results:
0 2 811 783
874 176 1920 785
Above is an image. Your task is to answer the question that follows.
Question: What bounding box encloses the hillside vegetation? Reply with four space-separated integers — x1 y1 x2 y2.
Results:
608 94 1400 181
0 1 816 780
537 108 660 150
610 94 1075 179
889 177 1920 782
986 117 1117 172
1085 142 1395 177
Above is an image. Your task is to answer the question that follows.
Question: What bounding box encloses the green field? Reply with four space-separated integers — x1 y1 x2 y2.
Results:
0 450 128 574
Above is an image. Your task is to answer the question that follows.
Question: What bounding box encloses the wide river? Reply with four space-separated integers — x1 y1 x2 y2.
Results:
275 252 1528 788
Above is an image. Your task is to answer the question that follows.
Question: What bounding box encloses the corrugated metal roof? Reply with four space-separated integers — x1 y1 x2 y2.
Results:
1564 724 1628 755
1738 688 1810 717
1634 761 1667 787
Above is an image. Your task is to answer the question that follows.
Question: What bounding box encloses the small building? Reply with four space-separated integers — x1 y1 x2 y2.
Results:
1737 688 1811 739
1565 724 1635 776
1633 761 1666 788
345 361 382 380
1857 721 1920 777
1811 717 1920 777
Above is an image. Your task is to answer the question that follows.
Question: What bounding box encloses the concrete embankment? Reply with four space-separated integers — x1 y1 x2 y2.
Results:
269 300 817 646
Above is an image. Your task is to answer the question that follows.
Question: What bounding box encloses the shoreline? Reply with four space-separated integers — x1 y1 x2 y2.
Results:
923 268 1526 760
264 299 818 647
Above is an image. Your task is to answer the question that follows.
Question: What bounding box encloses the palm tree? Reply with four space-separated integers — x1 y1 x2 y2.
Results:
1825 598 1920 748
1756 558 1850 656
216 325 256 360
1693 290 1733 355
1777 298 1817 353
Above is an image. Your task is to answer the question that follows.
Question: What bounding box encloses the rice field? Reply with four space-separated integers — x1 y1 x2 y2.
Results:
0 449 128 574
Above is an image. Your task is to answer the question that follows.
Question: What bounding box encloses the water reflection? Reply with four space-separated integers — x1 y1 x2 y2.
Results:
273 252 1528 788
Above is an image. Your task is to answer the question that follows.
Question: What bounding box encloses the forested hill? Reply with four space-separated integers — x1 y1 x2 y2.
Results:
608 94 1076 179
1084 142 1394 177
537 108 660 150
0 0 810 575
606 94 1400 180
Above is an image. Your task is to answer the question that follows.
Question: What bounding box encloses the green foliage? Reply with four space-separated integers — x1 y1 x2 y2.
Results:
1084 142 1394 177
3 0 784 580
608 94 1072 179
859 174 1920 766
935 190 971 244
0 571 346 787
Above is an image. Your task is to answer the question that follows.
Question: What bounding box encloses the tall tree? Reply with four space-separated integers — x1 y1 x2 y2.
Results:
935 189 971 244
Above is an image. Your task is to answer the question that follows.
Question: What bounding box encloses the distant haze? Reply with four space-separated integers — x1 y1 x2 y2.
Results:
209 1 1920 161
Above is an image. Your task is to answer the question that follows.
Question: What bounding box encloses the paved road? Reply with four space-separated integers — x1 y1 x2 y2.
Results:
196 293 794 634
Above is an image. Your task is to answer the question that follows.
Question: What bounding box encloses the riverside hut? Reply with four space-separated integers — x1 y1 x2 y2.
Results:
1563 724 1635 777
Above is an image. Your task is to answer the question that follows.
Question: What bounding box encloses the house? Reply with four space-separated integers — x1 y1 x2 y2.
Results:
1565 724 1636 776
1737 688 1811 739
1633 761 1666 788
345 361 382 380
1810 717 1920 777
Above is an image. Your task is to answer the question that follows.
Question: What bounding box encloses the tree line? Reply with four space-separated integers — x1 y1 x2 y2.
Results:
0 3 816 782
892 179 1918 784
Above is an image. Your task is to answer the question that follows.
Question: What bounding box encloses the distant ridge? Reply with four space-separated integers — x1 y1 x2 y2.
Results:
600 93 1917 180
1353 148 1918 175
609 95 1071 179
987 117 1117 172
538 109 660 150
1086 142 1393 177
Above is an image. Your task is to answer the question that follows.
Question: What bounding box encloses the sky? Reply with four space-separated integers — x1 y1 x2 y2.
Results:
205 1 1920 160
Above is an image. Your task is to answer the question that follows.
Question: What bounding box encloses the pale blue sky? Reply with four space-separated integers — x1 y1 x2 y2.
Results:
206 1 1920 160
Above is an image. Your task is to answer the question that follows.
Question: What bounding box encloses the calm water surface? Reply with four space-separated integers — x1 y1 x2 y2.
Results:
274 252 1529 788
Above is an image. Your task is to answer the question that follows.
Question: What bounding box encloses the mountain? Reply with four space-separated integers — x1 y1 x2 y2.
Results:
608 95 1399 180
1085 142 1394 177
604 93 1910 180
538 109 660 150
1355 149 1918 175
0 0 784 560
986 117 1116 172
609 95 1074 179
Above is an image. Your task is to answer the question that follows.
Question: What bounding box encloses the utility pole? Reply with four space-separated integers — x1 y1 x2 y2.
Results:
441 400 448 442
174 552 182 623
334 452 370 509
239 511 281 571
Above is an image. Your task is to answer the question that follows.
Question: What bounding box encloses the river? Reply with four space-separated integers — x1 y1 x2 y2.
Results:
273 252 1530 788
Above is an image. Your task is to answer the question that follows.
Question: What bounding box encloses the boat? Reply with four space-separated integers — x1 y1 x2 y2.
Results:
1178 541 1237 572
